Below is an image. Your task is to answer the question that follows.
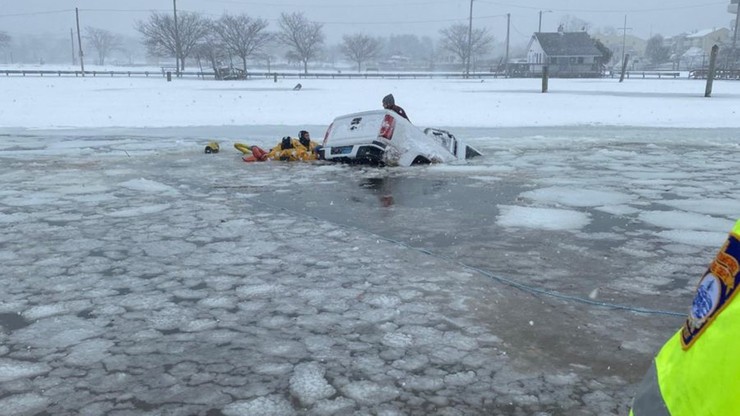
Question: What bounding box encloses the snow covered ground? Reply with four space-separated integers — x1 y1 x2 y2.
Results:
0 75 739 415
2 73 740 130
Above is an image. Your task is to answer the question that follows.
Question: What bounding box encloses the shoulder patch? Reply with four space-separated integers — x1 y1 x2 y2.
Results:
681 234 740 349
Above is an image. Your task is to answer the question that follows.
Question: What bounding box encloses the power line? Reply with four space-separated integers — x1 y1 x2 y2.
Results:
318 13 507 26
186 0 456 8
0 8 172 19
63 7 504 26
509 21 530 39
477 0 726 14
78 9 172 13
0 9 71 18
0 4 725 35
0 1 728 18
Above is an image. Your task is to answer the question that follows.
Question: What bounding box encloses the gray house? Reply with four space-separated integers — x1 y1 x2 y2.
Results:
526 31 603 77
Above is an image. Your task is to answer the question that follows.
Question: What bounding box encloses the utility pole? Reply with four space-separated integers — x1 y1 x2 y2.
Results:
75 8 84 75
538 10 551 32
173 0 181 75
505 13 510 77
466 0 474 78
620 15 632 70
538 11 543 32
733 0 740 68
734 0 740 49
70 28 76 66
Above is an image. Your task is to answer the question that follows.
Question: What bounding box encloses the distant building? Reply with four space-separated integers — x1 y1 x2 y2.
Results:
526 30 603 77
685 28 731 54
666 28 731 70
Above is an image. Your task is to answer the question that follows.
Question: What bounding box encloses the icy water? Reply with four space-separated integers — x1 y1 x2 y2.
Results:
0 126 738 415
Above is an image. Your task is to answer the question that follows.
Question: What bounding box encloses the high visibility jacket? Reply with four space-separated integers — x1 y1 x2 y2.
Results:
266 138 320 161
630 219 740 416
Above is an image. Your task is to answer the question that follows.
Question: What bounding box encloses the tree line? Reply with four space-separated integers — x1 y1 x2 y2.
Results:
4 10 737 73
0 10 496 73
0 31 10 51
132 10 496 74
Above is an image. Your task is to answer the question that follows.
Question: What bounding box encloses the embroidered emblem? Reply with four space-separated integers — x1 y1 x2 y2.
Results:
682 235 740 349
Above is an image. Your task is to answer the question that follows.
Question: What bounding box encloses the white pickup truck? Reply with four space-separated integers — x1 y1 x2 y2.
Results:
319 110 481 167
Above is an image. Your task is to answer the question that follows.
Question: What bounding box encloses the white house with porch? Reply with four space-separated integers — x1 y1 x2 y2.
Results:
527 30 603 77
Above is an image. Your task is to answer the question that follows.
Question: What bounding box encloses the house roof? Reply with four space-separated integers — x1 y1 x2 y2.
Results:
534 32 602 57
686 28 727 38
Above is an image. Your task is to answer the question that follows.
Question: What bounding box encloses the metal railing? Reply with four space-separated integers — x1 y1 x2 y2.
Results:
689 68 740 79
1 69 208 78
0 69 507 80
608 71 682 79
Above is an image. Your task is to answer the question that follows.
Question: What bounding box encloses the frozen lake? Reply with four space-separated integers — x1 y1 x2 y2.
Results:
1 76 739 415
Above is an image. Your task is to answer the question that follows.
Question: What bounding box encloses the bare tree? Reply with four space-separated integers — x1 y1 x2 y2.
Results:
194 21 228 73
594 39 613 69
277 12 324 74
213 14 272 71
341 33 381 72
384 34 434 62
439 24 493 73
136 11 210 70
559 15 592 32
645 34 671 65
0 31 10 49
84 27 121 65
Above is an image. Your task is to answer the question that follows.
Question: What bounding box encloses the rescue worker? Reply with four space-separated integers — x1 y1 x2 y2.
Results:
265 136 302 161
240 130 321 162
297 130 321 157
297 130 324 160
629 219 740 416
382 94 410 121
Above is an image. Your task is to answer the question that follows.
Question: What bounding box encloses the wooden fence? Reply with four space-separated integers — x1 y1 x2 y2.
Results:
8 68 734 80
689 68 740 79
1 69 508 80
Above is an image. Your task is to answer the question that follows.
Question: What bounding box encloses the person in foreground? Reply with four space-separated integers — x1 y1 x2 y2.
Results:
629 219 740 415
237 130 322 162
382 94 409 121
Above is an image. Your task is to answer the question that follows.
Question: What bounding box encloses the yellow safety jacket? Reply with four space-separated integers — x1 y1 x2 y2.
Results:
630 219 740 416
266 138 319 161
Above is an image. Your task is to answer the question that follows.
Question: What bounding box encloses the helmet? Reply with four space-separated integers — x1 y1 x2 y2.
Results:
281 136 293 150
382 94 394 107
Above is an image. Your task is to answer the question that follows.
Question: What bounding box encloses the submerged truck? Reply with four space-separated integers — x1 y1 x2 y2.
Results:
319 110 482 167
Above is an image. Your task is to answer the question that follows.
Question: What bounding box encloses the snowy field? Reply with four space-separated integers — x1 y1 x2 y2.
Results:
2 73 740 130
1 75 739 415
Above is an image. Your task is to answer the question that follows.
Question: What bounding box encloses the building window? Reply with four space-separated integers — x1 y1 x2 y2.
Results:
550 57 557 64
578 57 584 64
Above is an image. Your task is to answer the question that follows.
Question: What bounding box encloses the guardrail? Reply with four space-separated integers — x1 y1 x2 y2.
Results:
689 68 740 79
8 69 715 80
1 69 210 78
627 71 680 79
0 69 508 80
274 72 507 79
608 71 681 79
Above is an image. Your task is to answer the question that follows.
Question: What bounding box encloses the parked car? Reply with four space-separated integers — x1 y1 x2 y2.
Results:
319 110 481 166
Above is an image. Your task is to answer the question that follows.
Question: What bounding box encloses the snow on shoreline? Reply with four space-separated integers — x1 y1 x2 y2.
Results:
1 75 739 131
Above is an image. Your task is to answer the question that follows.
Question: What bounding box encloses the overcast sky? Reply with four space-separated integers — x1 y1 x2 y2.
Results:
0 0 735 46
